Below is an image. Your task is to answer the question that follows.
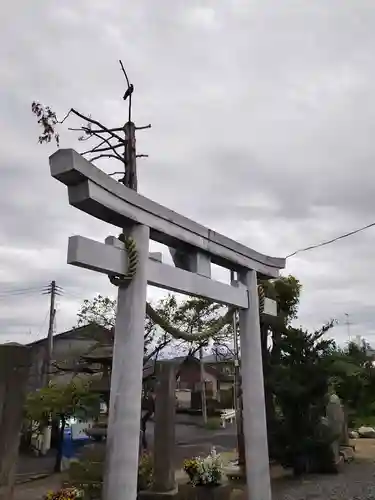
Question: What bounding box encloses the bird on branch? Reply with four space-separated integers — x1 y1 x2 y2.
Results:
123 84 134 101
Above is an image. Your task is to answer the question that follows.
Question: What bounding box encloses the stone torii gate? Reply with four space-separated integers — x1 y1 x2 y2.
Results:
50 149 285 500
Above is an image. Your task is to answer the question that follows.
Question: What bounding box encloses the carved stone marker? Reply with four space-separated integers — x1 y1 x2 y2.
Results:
151 362 177 496
0 344 31 500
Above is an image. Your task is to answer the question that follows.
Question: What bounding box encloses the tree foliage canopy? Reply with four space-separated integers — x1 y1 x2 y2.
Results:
76 293 233 362
329 341 375 426
25 382 100 425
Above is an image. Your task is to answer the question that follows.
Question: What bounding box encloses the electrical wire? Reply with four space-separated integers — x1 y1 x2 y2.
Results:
0 286 43 296
33 308 51 339
0 291 43 301
0 282 63 302
0 218 374 306
286 220 375 259
59 288 82 300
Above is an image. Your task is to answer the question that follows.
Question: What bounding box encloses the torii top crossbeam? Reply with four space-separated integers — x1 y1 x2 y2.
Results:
50 149 285 280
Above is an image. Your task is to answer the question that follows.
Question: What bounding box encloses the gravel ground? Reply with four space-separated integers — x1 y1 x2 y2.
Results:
14 439 375 499
271 461 375 500
14 461 375 500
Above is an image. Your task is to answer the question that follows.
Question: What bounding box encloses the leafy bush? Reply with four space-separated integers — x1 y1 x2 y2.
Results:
137 452 153 491
44 487 83 500
183 448 222 486
68 457 102 499
66 445 153 498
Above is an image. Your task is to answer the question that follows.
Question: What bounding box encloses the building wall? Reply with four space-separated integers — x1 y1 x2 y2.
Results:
175 389 191 409
177 362 218 398
27 335 102 392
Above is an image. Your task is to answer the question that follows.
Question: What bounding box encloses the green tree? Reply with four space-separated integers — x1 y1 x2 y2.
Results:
271 323 336 473
260 275 339 473
259 275 302 456
76 294 174 366
25 382 100 472
77 293 232 364
330 341 375 427
76 293 233 444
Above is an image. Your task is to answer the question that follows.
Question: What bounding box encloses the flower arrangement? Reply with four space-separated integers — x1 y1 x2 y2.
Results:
44 487 83 500
183 447 223 487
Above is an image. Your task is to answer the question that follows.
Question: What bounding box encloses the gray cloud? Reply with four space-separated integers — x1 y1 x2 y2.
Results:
2 0 375 346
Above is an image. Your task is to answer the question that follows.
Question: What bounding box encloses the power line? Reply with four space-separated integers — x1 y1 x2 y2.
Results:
59 288 82 300
0 283 61 301
34 308 51 339
0 287 43 296
0 283 45 292
41 283 64 296
0 291 43 301
286 220 375 259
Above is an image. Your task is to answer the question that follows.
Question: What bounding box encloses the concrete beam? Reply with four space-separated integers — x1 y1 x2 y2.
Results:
67 235 249 308
50 149 285 278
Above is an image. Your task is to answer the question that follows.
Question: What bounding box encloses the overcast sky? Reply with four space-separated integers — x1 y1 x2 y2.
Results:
1 1 375 346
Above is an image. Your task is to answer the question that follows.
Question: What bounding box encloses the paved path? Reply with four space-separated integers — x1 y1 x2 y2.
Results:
14 474 62 500
16 451 56 482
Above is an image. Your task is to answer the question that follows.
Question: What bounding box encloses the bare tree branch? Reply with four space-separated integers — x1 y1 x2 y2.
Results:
119 60 134 123
108 171 124 177
89 154 125 163
78 129 124 161
59 109 74 124
136 124 152 131
80 137 107 154
88 127 124 134
51 361 101 375
83 143 124 155
144 339 172 364
70 108 124 143
77 134 92 142
119 60 131 88
32 62 149 179
68 126 123 135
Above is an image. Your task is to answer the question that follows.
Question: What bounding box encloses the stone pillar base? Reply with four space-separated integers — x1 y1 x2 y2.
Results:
138 488 179 499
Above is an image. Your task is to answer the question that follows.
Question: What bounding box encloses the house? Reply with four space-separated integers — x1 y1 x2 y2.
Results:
26 323 112 392
203 351 236 391
168 355 220 396
158 354 235 409
26 325 236 411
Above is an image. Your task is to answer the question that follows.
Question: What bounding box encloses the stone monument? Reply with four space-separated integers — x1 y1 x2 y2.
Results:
138 361 177 499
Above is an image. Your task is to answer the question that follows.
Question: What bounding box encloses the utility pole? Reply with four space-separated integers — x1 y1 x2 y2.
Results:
345 313 351 343
199 345 208 425
41 280 59 456
44 280 57 386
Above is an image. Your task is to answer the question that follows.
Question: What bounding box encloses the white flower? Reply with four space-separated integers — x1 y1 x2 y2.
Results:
188 449 223 486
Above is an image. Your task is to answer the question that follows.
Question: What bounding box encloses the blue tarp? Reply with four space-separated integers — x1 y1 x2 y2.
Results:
62 426 90 459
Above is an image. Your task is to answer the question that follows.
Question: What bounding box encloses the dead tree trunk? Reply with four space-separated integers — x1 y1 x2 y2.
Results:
0 345 31 500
